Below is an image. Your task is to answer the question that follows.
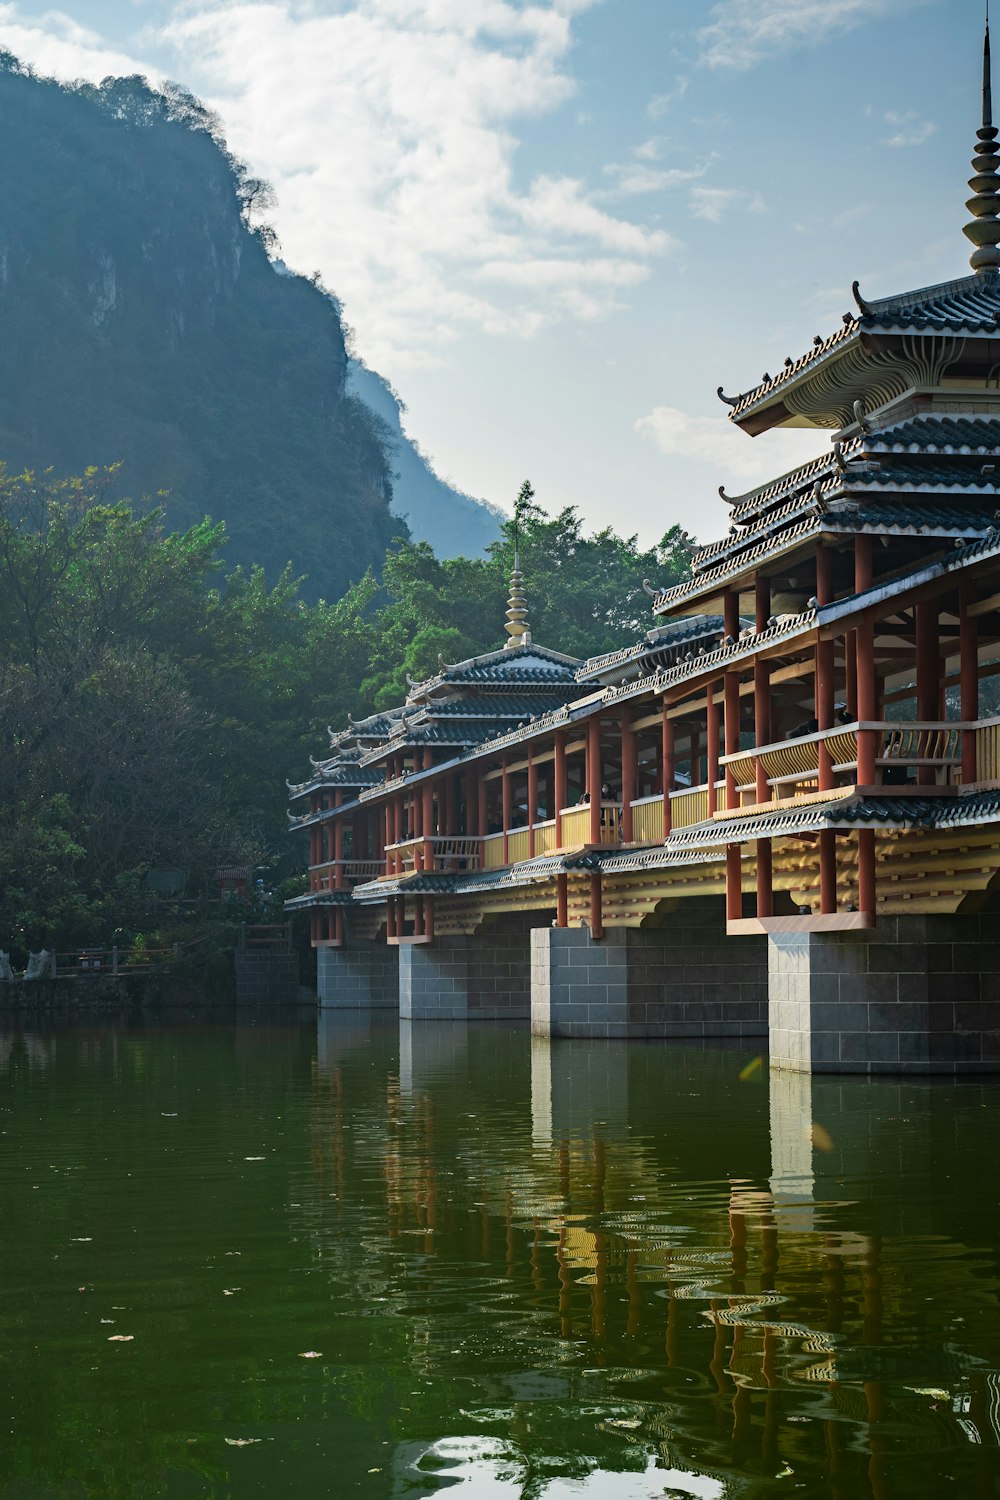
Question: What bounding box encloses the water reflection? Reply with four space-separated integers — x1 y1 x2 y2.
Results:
0 1014 997 1497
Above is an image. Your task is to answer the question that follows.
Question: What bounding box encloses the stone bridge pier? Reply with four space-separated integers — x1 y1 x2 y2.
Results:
317 936 399 1010
767 908 1000 1075
530 898 768 1041
398 913 536 1022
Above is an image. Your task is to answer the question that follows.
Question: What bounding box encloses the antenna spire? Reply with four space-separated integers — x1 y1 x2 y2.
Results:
965 14 1000 272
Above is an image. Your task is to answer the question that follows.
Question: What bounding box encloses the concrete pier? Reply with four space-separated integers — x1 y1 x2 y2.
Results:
530 902 767 1040
317 941 399 1009
767 911 1000 1075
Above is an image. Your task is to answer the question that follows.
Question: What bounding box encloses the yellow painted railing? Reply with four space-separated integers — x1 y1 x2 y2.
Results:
670 785 712 828
482 832 505 870
630 796 664 843
507 828 531 864
534 819 558 855
977 718 1000 781
558 806 591 846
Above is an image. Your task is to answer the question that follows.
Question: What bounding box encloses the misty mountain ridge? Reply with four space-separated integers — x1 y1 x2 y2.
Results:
0 55 498 599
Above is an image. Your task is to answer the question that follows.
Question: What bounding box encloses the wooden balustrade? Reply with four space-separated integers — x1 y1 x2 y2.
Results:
670 784 713 828
629 795 664 843
976 718 1000 781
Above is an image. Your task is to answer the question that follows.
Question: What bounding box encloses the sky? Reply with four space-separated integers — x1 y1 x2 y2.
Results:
0 0 987 548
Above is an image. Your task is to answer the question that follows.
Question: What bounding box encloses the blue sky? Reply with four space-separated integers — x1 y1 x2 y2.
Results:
0 0 985 548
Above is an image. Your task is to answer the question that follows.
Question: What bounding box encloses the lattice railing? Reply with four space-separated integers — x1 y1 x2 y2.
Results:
630 796 664 843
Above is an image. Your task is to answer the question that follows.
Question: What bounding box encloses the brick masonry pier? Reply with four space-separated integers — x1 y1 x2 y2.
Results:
768 908 1000 1075
398 915 533 1022
317 941 399 1009
530 900 768 1040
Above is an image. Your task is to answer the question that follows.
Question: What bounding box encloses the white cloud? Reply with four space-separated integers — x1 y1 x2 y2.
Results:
689 186 764 222
697 0 917 72
0 0 671 370
635 405 824 485
883 109 937 147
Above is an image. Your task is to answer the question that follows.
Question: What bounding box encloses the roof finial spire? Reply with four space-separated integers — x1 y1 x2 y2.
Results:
965 12 1000 272
503 479 534 649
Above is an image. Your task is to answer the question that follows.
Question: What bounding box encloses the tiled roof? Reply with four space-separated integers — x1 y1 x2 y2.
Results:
287 763 385 800
577 617 726 683
661 789 1000 850
657 497 997 614
352 853 587 901
872 415 1000 453
415 695 575 719
727 273 1000 424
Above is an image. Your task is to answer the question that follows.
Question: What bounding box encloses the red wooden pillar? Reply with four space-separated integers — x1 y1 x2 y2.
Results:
556 872 569 928
621 705 636 842
527 749 538 857
333 790 345 890
706 686 719 814
334 908 345 945
915 600 939 786
960 578 978 783
756 838 773 918
422 751 435 867
501 759 512 864
856 615 877 785
587 716 602 844
554 730 567 846
819 830 837 915
724 588 740 641
851 537 873 743
816 637 835 790
754 658 771 803
725 845 742 922
477 774 488 844
589 872 604 940
858 827 876 917
755 577 770 634
845 635 858 719
386 898 398 941
424 896 435 942
662 710 674 837
444 773 457 838
724 670 740 810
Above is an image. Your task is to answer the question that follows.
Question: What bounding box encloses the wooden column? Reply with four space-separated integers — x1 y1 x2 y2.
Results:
477 773 488 843
753 658 771 803
501 758 512 864
856 615 877 786
724 588 740 641
334 908 345 946
444 773 457 837
556 873 569 928
393 796 403 873
915 601 939 786
756 837 773 918
960 578 978 783
845 634 858 719
589 872 604 940
333 790 345 890
706 686 720 815
662 710 674 837
413 893 424 937
816 638 835 790
819 830 837 915
621 706 636 843
587 716 602 844
725 845 742 922
386 898 398 940
755 576 770 634
527 749 538 858
554 730 567 846
424 896 435 942
858 827 876 917
724 670 740 810
422 751 435 868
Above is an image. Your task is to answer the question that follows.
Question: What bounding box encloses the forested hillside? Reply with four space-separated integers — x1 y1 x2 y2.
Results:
0 56 496 596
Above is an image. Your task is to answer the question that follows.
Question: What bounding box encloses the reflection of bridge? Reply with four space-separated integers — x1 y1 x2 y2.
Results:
312 1014 1000 1496
291 37 1000 1076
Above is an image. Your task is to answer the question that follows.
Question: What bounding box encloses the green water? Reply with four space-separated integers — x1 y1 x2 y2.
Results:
0 1014 998 1499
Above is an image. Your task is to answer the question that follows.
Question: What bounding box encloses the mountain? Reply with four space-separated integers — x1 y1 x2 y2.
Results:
0 57 497 597
347 362 500 556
